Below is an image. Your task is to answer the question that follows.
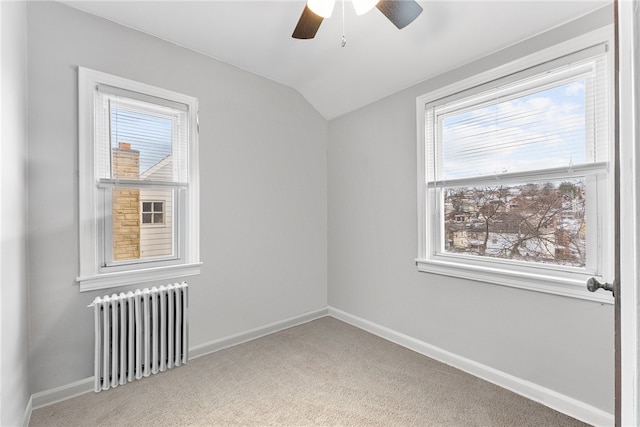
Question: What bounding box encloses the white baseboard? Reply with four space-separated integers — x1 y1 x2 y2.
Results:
21 395 33 427
189 307 329 359
328 306 614 427
31 376 94 410
30 307 329 411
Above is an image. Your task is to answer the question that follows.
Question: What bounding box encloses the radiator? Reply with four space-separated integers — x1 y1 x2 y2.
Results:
89 282 189 392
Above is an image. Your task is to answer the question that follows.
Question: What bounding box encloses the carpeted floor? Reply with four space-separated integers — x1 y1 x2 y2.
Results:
29 317 590 426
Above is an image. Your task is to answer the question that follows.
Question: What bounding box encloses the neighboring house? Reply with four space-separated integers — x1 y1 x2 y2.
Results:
112 142 173 261
139 155 174 259
450 221 562 263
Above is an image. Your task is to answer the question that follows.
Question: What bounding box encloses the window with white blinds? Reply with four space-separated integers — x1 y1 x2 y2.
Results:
78 68 201 292
427 48 608 185
94 87 189 184
416 29 614 301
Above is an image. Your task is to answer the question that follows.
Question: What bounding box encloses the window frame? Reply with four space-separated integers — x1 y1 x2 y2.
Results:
415 27 614 303
77 67 201 292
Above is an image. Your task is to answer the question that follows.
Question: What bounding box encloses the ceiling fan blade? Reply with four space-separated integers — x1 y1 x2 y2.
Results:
292 4 324 39
376 0 423 30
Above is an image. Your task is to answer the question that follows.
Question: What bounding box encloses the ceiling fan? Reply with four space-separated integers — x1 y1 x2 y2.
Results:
292 0 423 40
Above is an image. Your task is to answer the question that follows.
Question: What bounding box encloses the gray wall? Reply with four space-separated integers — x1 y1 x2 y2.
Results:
1 0 30 425
328 6 614 414
27 1 327 394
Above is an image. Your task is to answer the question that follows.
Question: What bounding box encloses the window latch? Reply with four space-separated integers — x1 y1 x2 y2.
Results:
586 277 615 296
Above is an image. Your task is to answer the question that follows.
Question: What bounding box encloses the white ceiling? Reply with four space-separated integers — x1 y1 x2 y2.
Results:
59 0 610 119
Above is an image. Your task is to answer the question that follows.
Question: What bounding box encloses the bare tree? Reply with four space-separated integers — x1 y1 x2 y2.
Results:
473 186 507 255
443 181 586 266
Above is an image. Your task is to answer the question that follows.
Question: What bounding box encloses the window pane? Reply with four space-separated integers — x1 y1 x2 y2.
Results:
112 188 174 261
440 80 587 180
112 187 142 262
111 108 174 182
443 178 586 267
153 202 163 212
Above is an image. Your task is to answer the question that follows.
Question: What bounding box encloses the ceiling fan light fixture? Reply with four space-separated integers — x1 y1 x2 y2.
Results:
307 0 336 18
352 0 379 15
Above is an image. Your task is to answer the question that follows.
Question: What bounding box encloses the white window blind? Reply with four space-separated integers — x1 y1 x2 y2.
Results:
94 90 189 184
426 48 609 187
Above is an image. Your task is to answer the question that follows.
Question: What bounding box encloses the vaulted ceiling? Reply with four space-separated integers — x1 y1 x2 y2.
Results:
59 0 611 119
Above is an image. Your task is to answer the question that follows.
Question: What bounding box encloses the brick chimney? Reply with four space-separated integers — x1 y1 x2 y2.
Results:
112 142 140 179
111 142 141 261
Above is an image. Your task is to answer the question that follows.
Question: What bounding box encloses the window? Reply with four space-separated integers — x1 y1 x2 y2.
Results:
78 68 200 291
142 201 165 225
416 29 614 301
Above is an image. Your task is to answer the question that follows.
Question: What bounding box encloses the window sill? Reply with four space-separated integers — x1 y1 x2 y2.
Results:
77 262 202 292
415 258 613 304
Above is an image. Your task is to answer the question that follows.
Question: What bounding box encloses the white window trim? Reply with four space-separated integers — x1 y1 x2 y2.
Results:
77 67 201 292
415 27 615 304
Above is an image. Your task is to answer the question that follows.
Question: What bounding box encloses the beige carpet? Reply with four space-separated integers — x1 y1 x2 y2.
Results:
29 317 589 426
